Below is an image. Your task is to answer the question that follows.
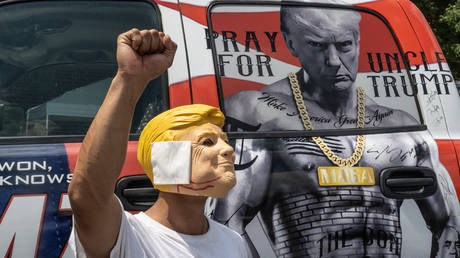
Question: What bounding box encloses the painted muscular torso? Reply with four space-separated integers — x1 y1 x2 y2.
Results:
225 78 425 257
261 133 421 257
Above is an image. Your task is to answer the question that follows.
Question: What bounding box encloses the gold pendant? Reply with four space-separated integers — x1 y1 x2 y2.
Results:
288 72 366 167
317 166 375 186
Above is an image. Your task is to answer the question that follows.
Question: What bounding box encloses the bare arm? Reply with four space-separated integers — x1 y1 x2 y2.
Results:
214 139 272 258
68 28 176 257
223 91 261 131
414 131 460 257
218 85 285 257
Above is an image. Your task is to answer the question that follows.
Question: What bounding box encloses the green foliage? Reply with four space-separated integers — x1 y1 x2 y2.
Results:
412 0 460 79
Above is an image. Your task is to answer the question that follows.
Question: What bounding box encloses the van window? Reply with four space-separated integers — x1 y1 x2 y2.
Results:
209 4 423 133
0 1 167 137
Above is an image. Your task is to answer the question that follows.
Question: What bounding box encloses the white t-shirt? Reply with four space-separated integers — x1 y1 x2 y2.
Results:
69 205 248 258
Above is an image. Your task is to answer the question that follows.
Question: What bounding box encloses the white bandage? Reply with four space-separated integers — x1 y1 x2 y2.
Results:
150 141 191 185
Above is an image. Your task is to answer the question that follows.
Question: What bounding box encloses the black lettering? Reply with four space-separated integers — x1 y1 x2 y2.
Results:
334 231 339 251
365 110 394 126
310 116 331 123
421 51 436 71
367 75 380 97
403 51 420 71
383 76 400 97
334 115 357 127
328 232 333 252
377 230 387 248
367 144 418 162
222 31 239 52
218 54 232 76
368 53 384 73
318 236 325 257
205 28 219 49
441 74 453 95
363 227 373 246
264 32 278 52
257 93 269 100
257 92 287 111
435 52 448 71
393 236 400 255
419 73 444 94
388 233 400 255
256 55 274 76
245 31 261 52
401 75 417 96
237 55 253 76
342 228 353 248
384 53 402 73
410 73 429 95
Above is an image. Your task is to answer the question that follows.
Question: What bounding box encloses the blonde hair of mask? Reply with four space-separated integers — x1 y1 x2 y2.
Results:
137 104 225 191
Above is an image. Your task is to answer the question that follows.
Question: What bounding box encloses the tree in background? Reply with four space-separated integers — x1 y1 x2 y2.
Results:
412 0 460 80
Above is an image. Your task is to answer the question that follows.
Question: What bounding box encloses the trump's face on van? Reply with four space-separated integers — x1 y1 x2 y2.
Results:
282 6 361 92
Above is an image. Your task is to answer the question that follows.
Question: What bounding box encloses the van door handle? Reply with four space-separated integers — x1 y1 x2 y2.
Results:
385 177 433 187
115 175 158 211
380 166 437 199
123 187 155 198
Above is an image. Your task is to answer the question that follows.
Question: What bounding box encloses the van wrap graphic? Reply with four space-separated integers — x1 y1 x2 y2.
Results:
206 2 460 258
0 0 458 257
0 144 71 258
178 0 460 137
0 142 144 258
176 0 459 194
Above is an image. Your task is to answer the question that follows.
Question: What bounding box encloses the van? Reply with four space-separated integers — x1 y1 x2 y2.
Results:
0 0 458 257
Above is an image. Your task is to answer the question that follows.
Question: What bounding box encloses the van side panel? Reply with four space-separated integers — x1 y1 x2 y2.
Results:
154 0 193 107
175 1 460 200
358 0 460 198
397 0 460 197
397 0 443 58
176 1 221 108
397 0 460 139
454 140 460 176
64 142 143 178
436 140 460 197
0 144 71 257
157 0 221 108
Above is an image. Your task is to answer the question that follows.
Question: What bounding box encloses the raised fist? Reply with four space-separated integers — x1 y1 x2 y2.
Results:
116 28 177 84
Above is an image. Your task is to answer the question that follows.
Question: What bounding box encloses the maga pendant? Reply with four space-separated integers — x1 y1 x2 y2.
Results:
317 166 375 186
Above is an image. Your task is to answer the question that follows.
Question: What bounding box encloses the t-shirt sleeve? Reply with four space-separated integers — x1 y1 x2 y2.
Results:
236 230 250 258
109 205 145 258
68 221 88 258
68 198 145 258
209 219 250 258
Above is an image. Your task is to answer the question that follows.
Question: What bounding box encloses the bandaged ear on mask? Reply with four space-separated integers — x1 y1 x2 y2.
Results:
150 141 191 185
137 104 234 197
149 139 235 198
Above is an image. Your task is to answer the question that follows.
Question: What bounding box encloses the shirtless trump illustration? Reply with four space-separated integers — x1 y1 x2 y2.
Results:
68 28 248 257
213 1 460 257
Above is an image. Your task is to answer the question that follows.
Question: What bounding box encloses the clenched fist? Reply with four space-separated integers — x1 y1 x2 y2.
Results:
116 28 177 85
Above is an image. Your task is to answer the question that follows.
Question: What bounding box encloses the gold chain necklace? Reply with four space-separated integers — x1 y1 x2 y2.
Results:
288 72 366 167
